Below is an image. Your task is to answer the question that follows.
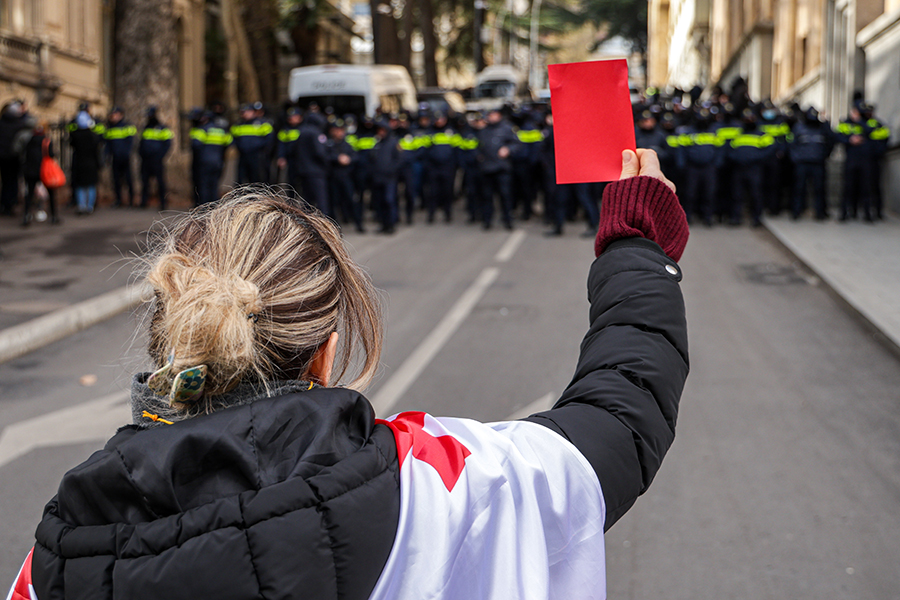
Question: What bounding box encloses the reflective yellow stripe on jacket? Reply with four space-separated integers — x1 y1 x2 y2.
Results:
142 128 174 141
230 123 274 137
104 125 137 140
730 134 775 148
516 130 544 144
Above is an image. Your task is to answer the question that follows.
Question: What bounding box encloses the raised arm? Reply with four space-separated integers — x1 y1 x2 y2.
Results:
526 149 690 530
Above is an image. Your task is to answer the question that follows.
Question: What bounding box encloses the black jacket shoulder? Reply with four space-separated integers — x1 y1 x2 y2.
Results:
32 388 401 600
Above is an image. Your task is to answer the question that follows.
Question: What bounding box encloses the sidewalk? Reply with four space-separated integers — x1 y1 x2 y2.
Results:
0 201 190 362
764 213 900 355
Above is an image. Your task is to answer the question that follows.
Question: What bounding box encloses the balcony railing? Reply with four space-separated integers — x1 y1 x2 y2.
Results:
0 31 41 66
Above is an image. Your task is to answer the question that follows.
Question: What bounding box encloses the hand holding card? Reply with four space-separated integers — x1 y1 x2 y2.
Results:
548 59 636 184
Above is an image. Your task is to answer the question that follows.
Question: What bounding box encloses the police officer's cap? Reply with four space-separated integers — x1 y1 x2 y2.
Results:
252 101 264 111
78 102 90 112
434 110 446 121
328 119 345 130
741 108 755 120
240 103 254 113
111 106 124 116
344 114 357 124
187 107 203 120
640 110 654 120
661 112 675 123
286 107 302 117
146 105 158 116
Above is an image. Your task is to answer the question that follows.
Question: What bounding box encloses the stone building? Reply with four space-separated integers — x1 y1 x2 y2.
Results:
0 0 205 158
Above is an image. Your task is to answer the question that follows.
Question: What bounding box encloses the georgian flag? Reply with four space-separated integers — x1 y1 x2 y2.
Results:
371 412 607 600
6 549 36 600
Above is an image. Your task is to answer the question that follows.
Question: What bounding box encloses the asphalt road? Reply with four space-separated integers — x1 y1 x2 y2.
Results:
2 215 899 598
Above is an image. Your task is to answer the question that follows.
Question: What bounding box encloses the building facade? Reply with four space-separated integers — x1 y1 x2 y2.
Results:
1 0 205 142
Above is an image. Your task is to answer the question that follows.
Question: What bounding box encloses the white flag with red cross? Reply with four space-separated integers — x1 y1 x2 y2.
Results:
370 411 607 600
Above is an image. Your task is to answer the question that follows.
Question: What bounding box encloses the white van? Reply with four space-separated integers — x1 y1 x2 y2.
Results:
467 65 528 112
288 64 418 117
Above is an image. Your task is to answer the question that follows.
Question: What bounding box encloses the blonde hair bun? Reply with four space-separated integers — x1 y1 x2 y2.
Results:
143 188 383 413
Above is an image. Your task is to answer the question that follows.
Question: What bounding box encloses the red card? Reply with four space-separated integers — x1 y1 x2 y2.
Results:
549 59 636 184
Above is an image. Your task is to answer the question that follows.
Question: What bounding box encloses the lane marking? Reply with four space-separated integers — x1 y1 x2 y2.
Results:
504 392 555 421
371 267 500 416
495 230 527 263
0 391 131 469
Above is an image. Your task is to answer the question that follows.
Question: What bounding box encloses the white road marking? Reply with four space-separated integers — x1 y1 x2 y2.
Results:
371 267 500 416
504 392 556 421
0 391 131 469
495 230 527 263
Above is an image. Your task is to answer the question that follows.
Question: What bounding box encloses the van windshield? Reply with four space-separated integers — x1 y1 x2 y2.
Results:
295 95 366 117
474 81 517 99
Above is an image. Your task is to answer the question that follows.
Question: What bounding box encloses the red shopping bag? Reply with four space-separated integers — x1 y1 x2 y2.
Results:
40 138 66 189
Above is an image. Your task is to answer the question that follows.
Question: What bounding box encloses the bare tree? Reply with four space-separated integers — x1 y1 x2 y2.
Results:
221 0 262 105
114 0 179 136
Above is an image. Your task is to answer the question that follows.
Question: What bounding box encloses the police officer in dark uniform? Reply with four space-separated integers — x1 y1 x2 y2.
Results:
680 108 723 225
424 111 457 223
789 107 834 219
348 115 377 219
860 103 890 220
511 109 543 221
728 108 776 226
138 106 173 210
370 121 402 233
758 100 790 215
476 107 518 230
231 102 273 185
657 112 683 199
836 102 874 221
295 109 332 218
458 112 483 223
327 119 363 232
104 107 137 207
276 107 303 198
190 110 232 206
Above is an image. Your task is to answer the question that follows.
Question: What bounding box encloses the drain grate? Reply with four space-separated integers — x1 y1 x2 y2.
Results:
739 263 812 285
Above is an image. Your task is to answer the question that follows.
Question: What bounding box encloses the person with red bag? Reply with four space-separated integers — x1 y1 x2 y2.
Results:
20 123 60 226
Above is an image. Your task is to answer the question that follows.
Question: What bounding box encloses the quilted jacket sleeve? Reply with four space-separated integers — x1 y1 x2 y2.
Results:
525 236 689 530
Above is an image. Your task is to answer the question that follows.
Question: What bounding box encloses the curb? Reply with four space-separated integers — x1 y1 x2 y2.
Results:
761 223 900 361
0 284 148 365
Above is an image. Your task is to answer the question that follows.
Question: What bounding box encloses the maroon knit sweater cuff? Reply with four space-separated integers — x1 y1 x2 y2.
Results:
594 176 689 262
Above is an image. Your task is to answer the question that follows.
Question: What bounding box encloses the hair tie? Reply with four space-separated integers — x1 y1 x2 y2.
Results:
248 313 259 323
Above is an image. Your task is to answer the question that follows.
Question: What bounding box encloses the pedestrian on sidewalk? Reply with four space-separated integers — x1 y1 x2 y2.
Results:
8 149 689 600
0 100 33 216
19 123 60 226
69 110 102 215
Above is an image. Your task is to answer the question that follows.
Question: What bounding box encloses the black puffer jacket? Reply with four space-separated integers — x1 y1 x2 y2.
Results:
30 236 688 598
32 389 401 600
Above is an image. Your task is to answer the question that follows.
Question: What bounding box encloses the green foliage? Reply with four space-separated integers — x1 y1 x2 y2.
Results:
577 0 647 51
